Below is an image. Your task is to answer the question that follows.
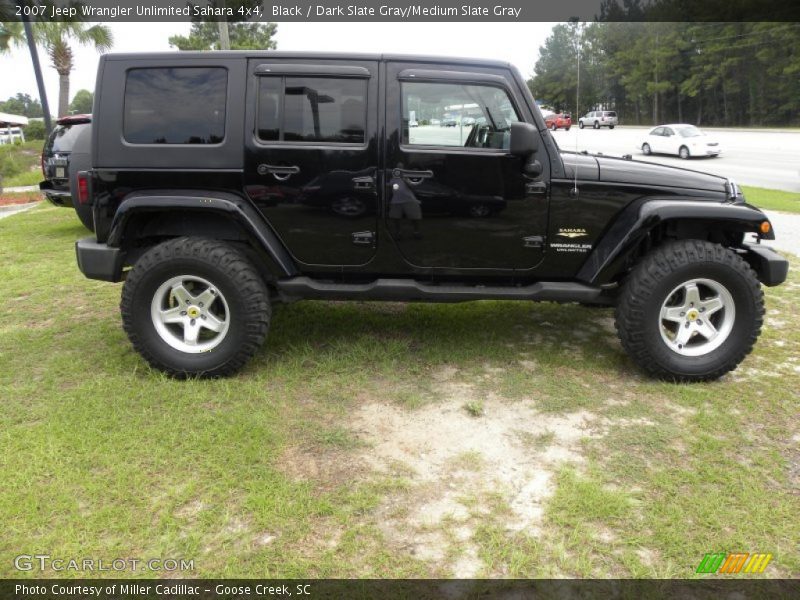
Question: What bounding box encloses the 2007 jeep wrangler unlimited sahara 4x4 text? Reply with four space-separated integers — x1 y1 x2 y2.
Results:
75 52 788 381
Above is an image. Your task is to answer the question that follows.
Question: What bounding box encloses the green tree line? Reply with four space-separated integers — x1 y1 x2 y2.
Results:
529 22 800 127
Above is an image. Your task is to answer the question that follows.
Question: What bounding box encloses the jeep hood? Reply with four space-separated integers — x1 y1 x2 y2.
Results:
562 152 729 194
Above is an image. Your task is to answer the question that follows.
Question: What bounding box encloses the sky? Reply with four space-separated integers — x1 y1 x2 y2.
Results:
0 22 554 114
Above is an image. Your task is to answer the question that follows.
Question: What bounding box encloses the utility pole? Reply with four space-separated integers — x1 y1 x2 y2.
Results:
216 0 230 50
654 28 659 125
217 21 230 50
21 16 52 134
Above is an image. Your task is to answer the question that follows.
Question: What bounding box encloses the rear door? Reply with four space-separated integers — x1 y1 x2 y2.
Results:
384 62 549 271
648 127 664 152
244 59 379 267
662 126 677 154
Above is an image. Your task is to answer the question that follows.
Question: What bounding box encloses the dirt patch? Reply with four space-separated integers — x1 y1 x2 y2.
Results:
348 376 609 576
0 192 42 206
277 444 366 493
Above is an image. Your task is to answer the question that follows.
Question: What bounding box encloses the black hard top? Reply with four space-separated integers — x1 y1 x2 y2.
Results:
100 51 516 70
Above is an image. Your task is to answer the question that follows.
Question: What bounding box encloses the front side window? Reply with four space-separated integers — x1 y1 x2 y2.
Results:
123 67 227 144
257 76 367 144
401 81 520 149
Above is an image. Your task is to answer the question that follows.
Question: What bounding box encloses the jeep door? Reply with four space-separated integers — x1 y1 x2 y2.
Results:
244 60 379 267
385 62 548 271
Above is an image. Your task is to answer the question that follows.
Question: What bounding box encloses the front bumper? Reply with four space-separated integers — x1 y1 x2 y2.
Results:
75 237 125 282
743 243 789 287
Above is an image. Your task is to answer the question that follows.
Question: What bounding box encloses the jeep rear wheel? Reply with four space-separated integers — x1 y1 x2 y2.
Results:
74 203 94 230
121 237 270 378
615 240 763 381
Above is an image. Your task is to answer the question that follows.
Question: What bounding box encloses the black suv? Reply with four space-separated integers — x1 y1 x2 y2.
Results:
75 52 788 381
40 113 93 229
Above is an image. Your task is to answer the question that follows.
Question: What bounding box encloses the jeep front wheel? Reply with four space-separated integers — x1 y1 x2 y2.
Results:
615 240 764 381
121 237 270 378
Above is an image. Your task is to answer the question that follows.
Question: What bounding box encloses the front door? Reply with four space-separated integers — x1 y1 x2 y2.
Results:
244 60 379 267
385 62 548 271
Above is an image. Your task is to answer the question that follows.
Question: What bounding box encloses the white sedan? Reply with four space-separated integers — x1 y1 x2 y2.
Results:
639 124 721 159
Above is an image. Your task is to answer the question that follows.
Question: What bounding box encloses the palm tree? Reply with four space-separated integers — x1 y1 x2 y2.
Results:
2 22 112 117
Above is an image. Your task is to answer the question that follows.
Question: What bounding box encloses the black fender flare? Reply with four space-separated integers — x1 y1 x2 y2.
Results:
578 198 774 285
107 190 297 278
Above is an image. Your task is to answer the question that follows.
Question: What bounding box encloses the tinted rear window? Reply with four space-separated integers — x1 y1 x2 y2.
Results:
45 122 90 154
123 67 227 144
604 111 617 117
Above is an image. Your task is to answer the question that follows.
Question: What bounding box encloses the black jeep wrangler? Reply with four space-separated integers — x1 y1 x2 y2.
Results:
75 52 788 381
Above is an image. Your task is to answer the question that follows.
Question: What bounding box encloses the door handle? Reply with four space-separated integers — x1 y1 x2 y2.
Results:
394 169 433 185
525 181 548 195
257 164 300 181
352 176 374 190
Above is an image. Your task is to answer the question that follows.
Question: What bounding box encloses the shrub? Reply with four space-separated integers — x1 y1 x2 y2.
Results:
0 145 24 180
25 120 46 141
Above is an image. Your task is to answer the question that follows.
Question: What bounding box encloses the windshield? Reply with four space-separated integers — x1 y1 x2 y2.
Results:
677 126 703 138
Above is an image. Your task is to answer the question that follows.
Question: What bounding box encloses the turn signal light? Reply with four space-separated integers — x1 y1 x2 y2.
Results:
759 221 771 235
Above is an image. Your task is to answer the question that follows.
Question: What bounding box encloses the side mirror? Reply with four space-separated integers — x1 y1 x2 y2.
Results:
509 122 539 157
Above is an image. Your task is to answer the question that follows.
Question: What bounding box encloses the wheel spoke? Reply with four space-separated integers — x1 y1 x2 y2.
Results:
195 288 217 308
201 312 225 333
170 283 194 306
700 296 724 317
661 305 685 323
695 319 718 341
159 306 184 325
673 323 694 347
183 321 201 345
683 283 701 308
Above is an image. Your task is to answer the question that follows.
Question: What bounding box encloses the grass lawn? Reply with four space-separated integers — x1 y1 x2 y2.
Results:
1 205 798 579
3 168 42 188
743 186 800 214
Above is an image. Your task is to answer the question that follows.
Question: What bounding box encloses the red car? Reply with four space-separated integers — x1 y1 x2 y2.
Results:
544 112 572 131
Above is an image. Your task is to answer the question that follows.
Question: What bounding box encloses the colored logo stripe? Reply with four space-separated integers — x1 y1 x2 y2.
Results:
696 553 726 574
697 552 772 574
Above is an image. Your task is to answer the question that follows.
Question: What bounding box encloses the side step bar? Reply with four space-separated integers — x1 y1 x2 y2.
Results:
276 277 604 304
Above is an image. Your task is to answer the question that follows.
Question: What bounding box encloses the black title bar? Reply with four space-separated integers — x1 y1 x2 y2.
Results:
7 0 800 22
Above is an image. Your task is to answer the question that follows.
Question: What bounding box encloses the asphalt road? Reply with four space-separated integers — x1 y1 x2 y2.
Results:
551 126 800 193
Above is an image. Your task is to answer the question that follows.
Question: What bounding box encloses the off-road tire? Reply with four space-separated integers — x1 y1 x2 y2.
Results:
615 240 763 382
121 237 271 378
